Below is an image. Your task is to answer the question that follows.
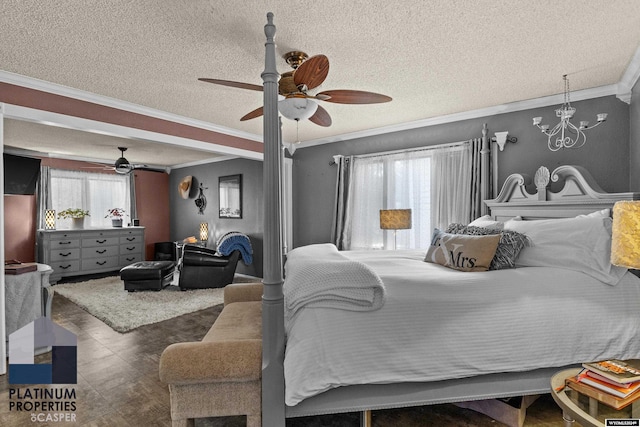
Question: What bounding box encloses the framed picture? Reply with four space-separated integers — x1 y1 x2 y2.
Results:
219 174 242 218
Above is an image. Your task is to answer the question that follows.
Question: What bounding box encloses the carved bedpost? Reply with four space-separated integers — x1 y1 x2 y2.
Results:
261 12 286 426
480 123 490 215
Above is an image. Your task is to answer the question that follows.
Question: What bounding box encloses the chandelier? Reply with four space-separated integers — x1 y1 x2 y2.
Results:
532 75 607 151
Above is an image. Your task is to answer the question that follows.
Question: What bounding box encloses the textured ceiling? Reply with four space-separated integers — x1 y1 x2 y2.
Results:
2 0 640 168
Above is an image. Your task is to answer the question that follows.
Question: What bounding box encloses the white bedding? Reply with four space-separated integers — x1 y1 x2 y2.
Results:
283 248 640 406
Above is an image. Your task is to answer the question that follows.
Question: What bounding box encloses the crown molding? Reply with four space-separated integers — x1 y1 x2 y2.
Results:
0 70 263 144
171 155 240 170
618 45 640 103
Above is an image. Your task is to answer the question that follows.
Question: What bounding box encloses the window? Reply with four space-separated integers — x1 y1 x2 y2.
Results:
50 169 131 228
346 143 472 250
348 151 432 250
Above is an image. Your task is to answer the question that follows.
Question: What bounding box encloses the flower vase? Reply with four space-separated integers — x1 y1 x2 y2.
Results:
112 218 123 227
71 217 85 229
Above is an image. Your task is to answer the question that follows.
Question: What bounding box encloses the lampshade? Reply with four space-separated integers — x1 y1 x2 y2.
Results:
611 201 640 269
278 97 318 121
45 209 56 230
380 209 412 230
199 222 209 242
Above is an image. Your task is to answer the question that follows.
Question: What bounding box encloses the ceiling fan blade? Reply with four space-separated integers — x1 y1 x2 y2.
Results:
240 106 264 121
198 78 263 92
293 55 329 90
316 89 392 104
308 105 332 127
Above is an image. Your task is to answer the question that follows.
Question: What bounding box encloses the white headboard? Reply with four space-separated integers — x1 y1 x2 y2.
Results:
485 165 640 220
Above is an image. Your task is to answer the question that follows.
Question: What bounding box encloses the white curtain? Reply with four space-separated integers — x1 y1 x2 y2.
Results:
50 169 131 228
430 144 472 231
342 141 475 250
346 150 433 250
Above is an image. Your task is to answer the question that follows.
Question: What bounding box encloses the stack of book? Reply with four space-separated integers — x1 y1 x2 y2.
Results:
566 359 640 409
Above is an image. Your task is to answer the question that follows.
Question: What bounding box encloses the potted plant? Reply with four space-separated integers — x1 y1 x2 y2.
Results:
105 208 126 227
57 208 90 229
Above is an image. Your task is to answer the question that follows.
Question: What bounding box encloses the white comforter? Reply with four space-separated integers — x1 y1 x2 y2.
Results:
283 248 640 406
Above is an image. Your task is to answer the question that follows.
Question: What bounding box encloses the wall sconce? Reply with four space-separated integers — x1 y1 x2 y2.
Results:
45 209 56 230
492 131 518 151
200 222 209 245
380 209 412 250
611 201 640 269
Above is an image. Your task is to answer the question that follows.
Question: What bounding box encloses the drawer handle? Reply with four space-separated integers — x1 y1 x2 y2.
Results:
59 252 72 257
59 265 72 270
59 241 72 245
126 246 136 251
96 239 107 244
96 249 107 254
96 261 107 266
126 237 135 241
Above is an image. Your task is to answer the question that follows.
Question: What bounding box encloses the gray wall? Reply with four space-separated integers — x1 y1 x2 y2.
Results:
292 95 632 247
170 158 264 277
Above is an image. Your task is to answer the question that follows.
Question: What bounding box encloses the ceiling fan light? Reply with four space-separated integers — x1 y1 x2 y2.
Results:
114 157 132 174
278 98 318 121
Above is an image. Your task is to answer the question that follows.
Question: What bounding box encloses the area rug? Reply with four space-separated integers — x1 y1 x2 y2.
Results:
53 276 225 333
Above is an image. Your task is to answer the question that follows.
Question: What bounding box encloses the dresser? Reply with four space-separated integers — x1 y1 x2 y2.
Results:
37 227 145 283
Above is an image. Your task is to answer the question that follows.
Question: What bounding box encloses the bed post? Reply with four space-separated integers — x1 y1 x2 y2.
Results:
480 123 490 215
261 12 286 427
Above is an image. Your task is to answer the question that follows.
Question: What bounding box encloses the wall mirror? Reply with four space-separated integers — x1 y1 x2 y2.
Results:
219 174 242 218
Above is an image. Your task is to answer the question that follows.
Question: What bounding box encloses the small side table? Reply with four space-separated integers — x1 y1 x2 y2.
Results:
551 368 640 427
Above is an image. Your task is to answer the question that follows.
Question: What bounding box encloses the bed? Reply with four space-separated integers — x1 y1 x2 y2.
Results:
258 13 640 427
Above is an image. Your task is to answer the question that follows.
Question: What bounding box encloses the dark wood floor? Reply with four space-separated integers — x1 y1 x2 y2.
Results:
0 293 570 426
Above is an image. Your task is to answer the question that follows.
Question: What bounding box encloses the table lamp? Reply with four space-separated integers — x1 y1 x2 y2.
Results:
380 209 412 250
45 209 56 230
200 222 209 246
611 201 640 269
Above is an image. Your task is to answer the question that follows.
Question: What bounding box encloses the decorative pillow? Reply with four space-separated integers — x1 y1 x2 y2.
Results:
576 208 611 218
468 215 504 229
424 229 501 272
504 216 627 286
446 224 529 270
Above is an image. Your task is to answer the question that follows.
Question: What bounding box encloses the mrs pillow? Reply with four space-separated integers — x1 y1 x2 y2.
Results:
425 229 501 272
504 216 626 285
446 224 528 270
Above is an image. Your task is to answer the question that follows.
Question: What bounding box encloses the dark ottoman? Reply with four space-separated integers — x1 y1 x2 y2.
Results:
120 261 175 292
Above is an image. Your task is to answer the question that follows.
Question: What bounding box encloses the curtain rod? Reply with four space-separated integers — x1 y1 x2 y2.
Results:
330 139 473 165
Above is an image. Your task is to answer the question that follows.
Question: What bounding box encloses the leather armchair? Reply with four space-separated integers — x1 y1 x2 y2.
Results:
178 244 240 290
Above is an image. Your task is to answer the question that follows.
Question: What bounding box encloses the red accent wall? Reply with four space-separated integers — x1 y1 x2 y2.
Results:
4 194 37 262
134 170 170 259
3 157 170 264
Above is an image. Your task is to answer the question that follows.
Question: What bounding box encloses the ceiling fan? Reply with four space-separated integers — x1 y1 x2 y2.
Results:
84 147 149 174
198 51 392 127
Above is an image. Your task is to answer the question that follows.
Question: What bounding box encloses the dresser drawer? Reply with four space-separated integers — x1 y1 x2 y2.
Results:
120 234 143 244
51 260 81 274
82 237 120 247
50 238 80 249
50 248 81 262
120 254 143 265
82 256 119 271
82 246 119 259
120 242 142 254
